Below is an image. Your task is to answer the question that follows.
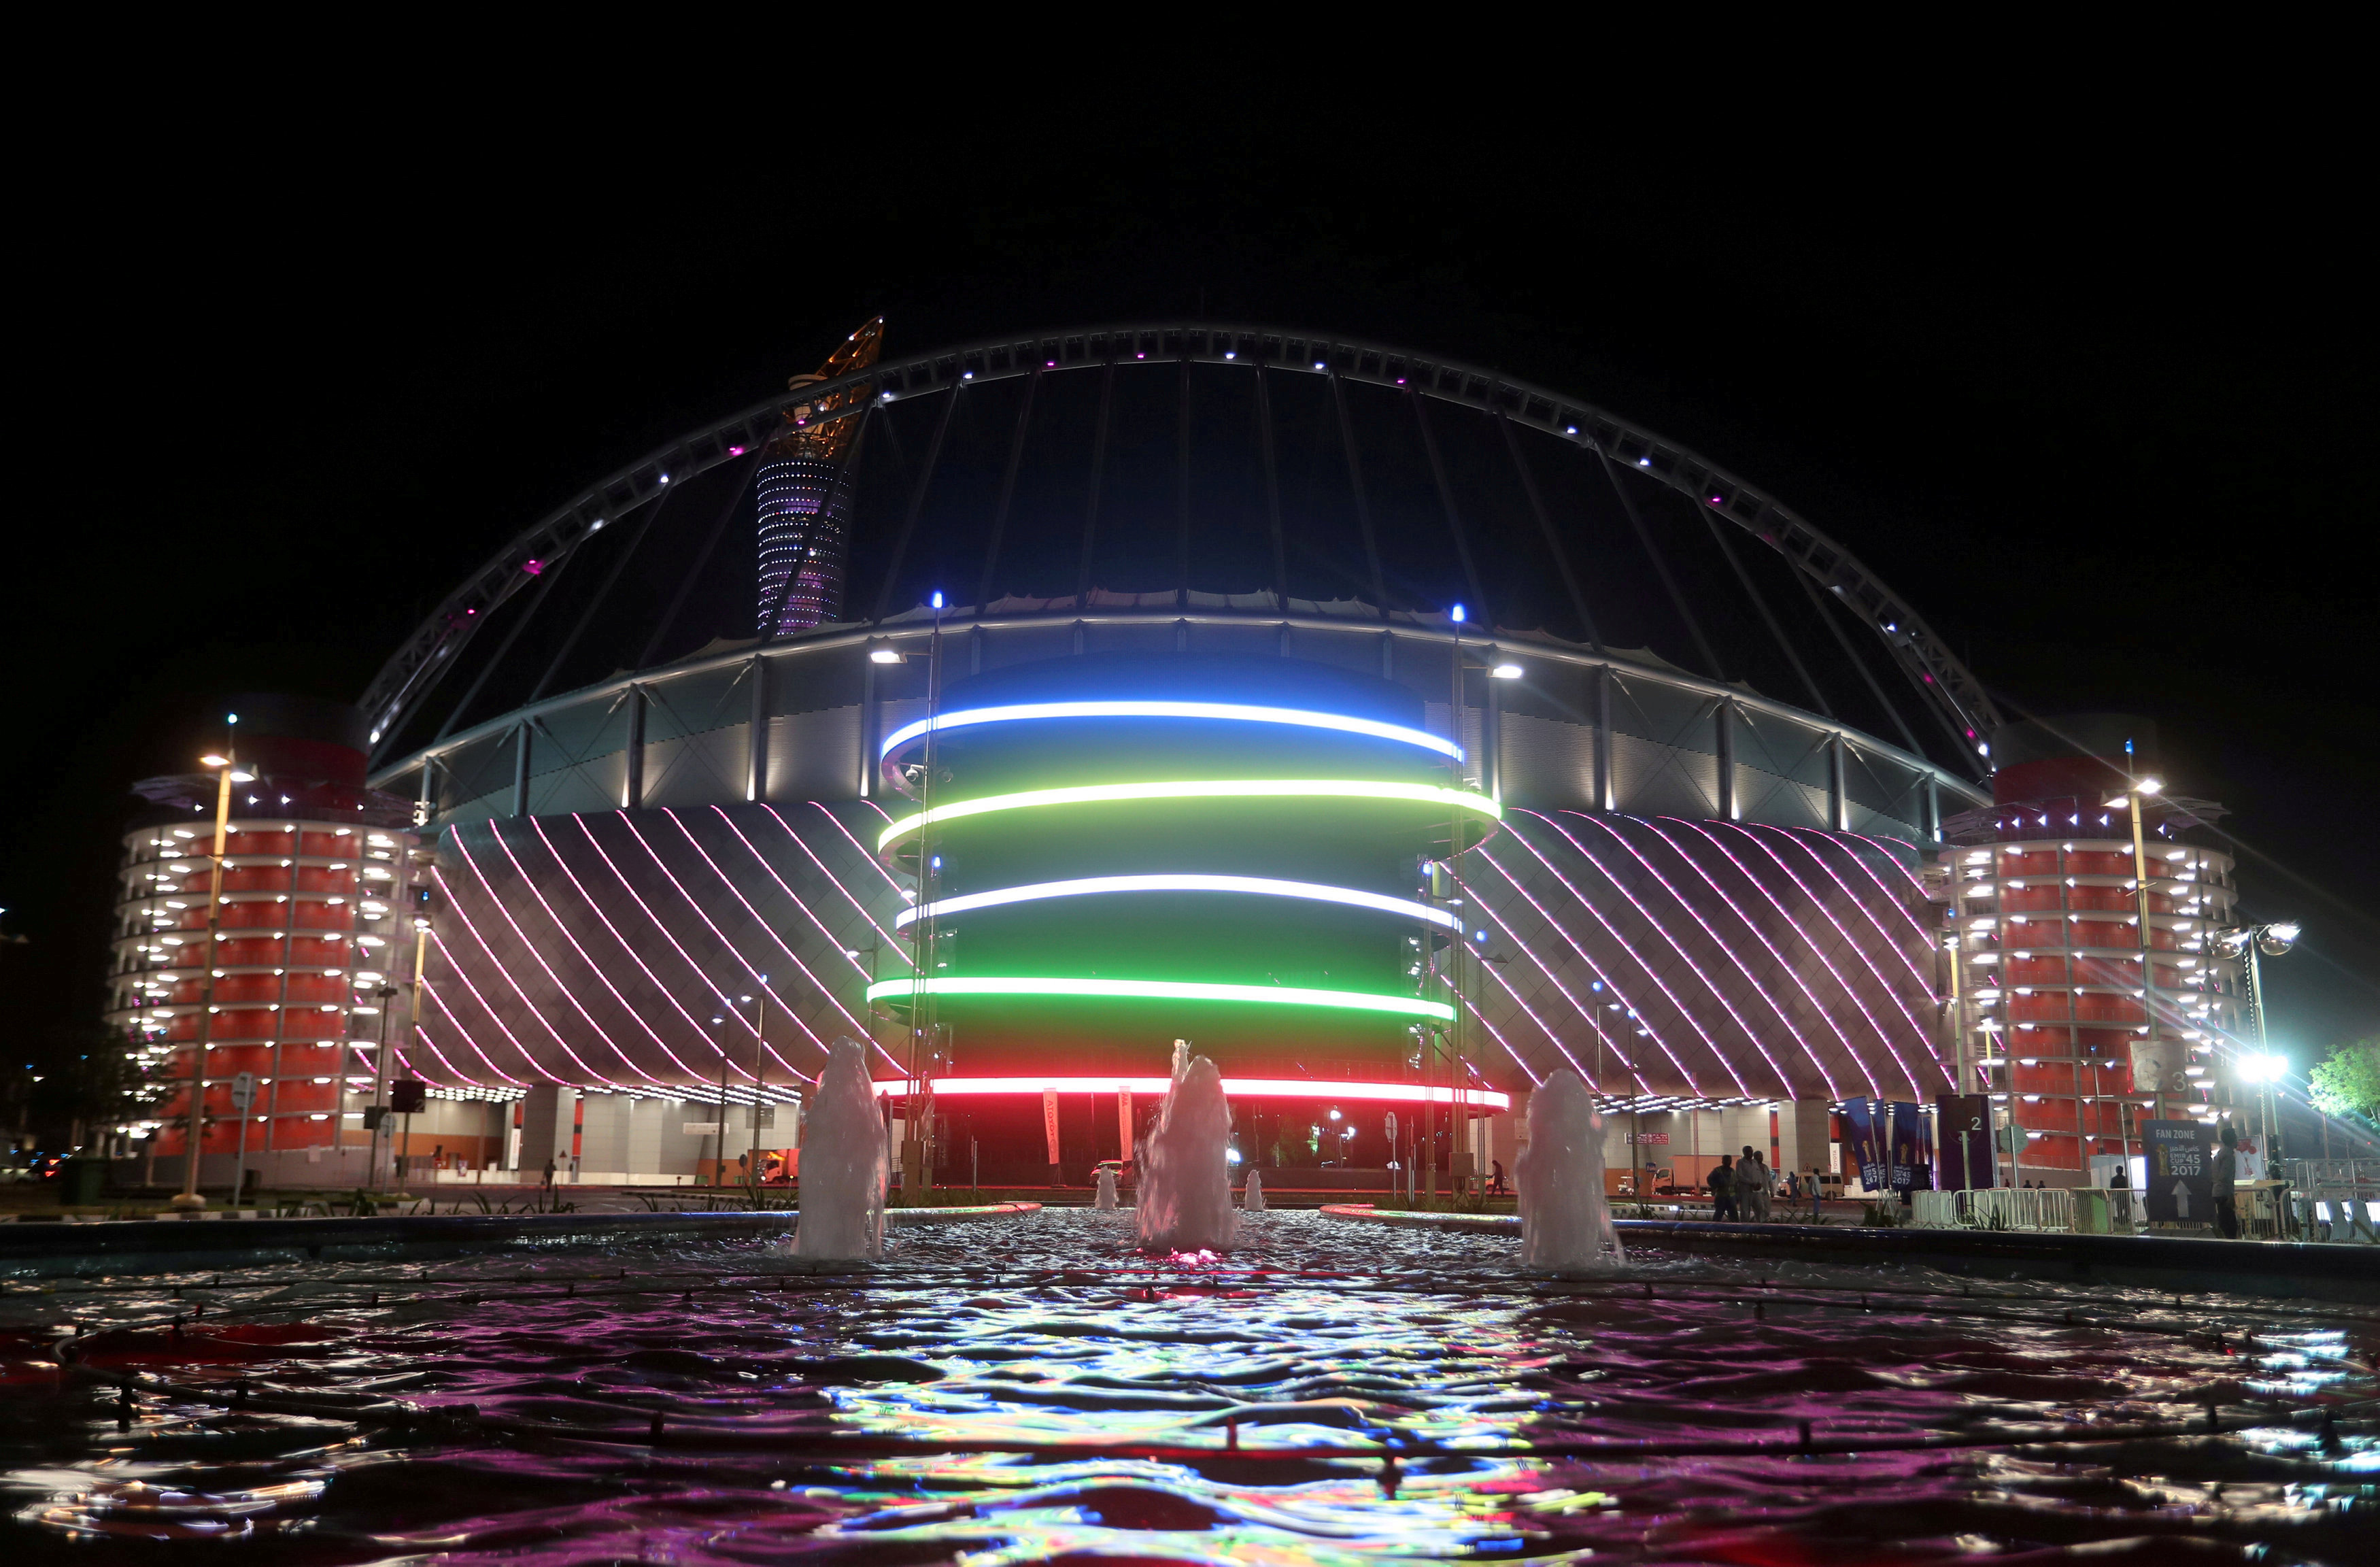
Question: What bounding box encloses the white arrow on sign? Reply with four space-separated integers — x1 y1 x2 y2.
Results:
2171 1179 2191 1219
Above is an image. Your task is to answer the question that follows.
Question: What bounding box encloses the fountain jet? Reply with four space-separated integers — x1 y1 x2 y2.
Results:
1516 1069 1625 1270
792 1038 887 1259
1136 1045 1237 1251
1243 1168 1265 1211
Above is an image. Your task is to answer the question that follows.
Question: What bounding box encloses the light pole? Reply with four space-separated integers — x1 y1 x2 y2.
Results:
173 732 253 1213
748 977 768 1204
2214 920 2300 1164
2104 775 2166 1128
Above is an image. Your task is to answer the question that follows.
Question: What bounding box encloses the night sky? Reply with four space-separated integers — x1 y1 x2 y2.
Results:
10 114 2373 1090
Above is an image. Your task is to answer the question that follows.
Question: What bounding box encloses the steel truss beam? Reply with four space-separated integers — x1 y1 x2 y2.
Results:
360 323 2001 773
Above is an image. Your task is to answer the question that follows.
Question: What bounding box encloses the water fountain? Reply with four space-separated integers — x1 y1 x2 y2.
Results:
791 1037 887 1260
1134 1045 1236 1251
1515 1068 1625 1270
1094 1166 1120 1209
1242 1167 1265 1211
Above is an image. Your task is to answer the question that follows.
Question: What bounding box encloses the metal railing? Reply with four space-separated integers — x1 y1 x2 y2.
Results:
2287 1158 2380 1243
1911 1187 2079 1232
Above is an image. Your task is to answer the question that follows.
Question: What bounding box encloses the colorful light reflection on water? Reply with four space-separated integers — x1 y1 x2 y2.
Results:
2 1209 2373 1562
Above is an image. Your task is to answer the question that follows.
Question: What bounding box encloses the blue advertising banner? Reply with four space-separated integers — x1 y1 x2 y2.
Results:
2141 1119 2214 1224
1935 1094 1993 1190
1887 1102 1931 1192
1841 1097 1885 1192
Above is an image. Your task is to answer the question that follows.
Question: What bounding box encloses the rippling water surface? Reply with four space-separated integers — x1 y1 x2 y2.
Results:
3 1209 2373 1563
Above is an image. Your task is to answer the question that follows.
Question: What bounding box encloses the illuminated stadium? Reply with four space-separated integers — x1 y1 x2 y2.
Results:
109 321 2254 1190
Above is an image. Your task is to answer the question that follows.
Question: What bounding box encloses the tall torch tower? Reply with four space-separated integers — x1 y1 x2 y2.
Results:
757 318 884 636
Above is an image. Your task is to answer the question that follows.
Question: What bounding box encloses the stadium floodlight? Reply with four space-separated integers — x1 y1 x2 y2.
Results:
1490 663 1523 679
2260 921 2301 956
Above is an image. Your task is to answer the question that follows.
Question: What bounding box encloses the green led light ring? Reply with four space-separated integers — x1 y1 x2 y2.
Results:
877 778 1501 852
865 975 1454 1022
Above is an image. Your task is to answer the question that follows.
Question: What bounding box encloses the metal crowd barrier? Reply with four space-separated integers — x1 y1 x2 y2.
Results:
2289 1158 2380 1244
1910 1187 2076 1232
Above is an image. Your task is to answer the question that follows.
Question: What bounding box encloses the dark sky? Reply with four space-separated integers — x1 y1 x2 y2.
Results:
10 110 2374 1082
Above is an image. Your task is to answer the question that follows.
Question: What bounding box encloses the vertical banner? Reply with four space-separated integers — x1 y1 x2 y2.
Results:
1841 1098 1883 1192
1117 1088 1136 1166
2141 1119 2213 1224
1935 1093 1992 1189
1887 1102 1927 1192
1042 1088 1062 1170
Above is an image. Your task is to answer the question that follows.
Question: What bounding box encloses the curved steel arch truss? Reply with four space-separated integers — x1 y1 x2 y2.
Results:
360 323 2001 773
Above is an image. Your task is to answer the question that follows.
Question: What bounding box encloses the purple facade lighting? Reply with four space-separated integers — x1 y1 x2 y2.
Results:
406 1005 478 1085
567 814 762 1079
526 818 742 1073
1654 816 1892 1100
431 867 615 1087
1536 812 1799 1097
1840 828 1935 901
610 813 822 1081
445 840 656 1086
1457 849 1642 1085
1482 828 1701 1094
1784 826 1937 943
1447 969 1545 1088
494 820 718 1082
1634 816 1858 1100
1707 821 1941 1090
1450 864 1633 1092
715 807 891 964
755 805 906 951
1562 812 1834 1098
1744 824 1939 1012
1506 814 1751 1096
418 951 527 1084
658 807 870 1045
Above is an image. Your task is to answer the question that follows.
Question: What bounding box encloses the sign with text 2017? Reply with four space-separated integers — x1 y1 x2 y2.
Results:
2142 1119 2214 1224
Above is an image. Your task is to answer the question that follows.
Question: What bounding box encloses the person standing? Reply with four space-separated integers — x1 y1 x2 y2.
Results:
1741 1146 1771 1221
1808 1166 1824 1221
1709 1153 1738 1221
2109 1159 2131 1228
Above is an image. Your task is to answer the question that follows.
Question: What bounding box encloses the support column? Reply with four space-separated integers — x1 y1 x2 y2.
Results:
1595 665 1614 811
1828 734 1849 830
745 656 767 803
1776 1100 1833 1189
1715 699 1736 820
623 686 645 809
509 723 531 818
858 651 878 798
1485 658 1504 804
515 1083 570 1174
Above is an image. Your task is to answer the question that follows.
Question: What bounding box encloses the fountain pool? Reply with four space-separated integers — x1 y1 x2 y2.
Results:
3 1209 2371 1560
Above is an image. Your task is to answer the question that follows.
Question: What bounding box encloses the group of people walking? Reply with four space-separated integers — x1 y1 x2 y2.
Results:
1708 1146 1825 1221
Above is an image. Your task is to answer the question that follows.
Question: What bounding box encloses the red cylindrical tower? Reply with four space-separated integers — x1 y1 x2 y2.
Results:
108 696 418 1167
1936 716 2245 1181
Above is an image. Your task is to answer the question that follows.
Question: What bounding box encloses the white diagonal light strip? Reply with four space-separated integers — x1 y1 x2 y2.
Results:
880 699 1462 761
896 874 1457 930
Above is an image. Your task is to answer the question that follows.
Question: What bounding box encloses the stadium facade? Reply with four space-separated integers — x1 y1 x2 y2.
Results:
111 322 2260 1192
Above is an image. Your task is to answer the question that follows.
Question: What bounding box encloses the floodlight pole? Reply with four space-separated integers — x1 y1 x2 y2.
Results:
2123 786 2162 1126
173 743 239 1213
